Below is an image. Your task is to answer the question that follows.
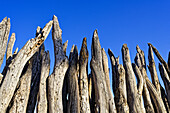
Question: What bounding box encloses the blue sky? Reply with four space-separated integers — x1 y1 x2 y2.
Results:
1 1 170 86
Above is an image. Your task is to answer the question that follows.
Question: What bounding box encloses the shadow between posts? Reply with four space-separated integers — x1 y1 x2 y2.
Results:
0 16 169 113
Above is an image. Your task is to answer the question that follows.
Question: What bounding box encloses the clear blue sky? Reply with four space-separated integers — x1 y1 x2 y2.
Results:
1 1 170 86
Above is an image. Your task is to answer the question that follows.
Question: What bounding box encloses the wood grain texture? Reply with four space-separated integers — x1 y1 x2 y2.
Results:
135 46 155 113
0 20 52 113
148 45 161 96
0 17 10 69
79 38 90 113
159 64 170 107
67 46 80 113
121 44 142 113
37 51 50 113
146 77 167 113
90 30 116 113
148 43 170 77
6 33 15 60
47 15 69 113
114 64 129 113
8 58 33 113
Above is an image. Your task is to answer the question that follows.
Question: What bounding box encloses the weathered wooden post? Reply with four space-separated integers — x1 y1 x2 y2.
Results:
0 20 52 113
47 15 69 113
90 30 116 113
79 38 91 113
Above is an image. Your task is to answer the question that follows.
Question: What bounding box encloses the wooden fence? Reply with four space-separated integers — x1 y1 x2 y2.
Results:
0 15 169 113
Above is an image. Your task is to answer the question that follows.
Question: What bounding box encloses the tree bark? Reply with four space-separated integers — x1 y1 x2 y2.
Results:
0 20 52 113
121 44 142 113
0 17 10 69
37 51 50 113
67 46 80 113
79 38 90 113
47 15 69 113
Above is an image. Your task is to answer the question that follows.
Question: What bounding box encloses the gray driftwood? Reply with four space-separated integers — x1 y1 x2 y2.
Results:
115 64 129 113
0 16 170 113
132 63 145 113
79 38 90 113
108 49 117 94
121 44 142 113
67 46 80 113
135 46 155 113
6 33 15 60
148 44 161 96
8 58 33 113
101 48 116 113
0 20 52 113
108 49 129 113
63 40 68 55
26 32 44 113
47 15 69 113
0 17 10 69
0 73 3 83
159 64 170 106
37 51 50 113
90 30 116 113
146 77 167 113
148 43 170 77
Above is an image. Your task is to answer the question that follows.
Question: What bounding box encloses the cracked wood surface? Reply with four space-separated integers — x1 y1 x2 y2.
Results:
79 38 90 113
47 15 69 113
6 33 15 60
108 48 129 113
26 38 45 113
67 46 80 113
159 64 170 107
37 51 50 113
132 63 145 113
135 46 155 113
0 16 170 113
63 40 68 55
148 43 170 77
121 44 142 113
0 17 10 69
90 30 116 113
0 20 52 113
108 49 117 94
114 64 129 113
148 45 161 97
101 48 116 113
8 58 33 113
146 77 167 113
0 73 3 83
